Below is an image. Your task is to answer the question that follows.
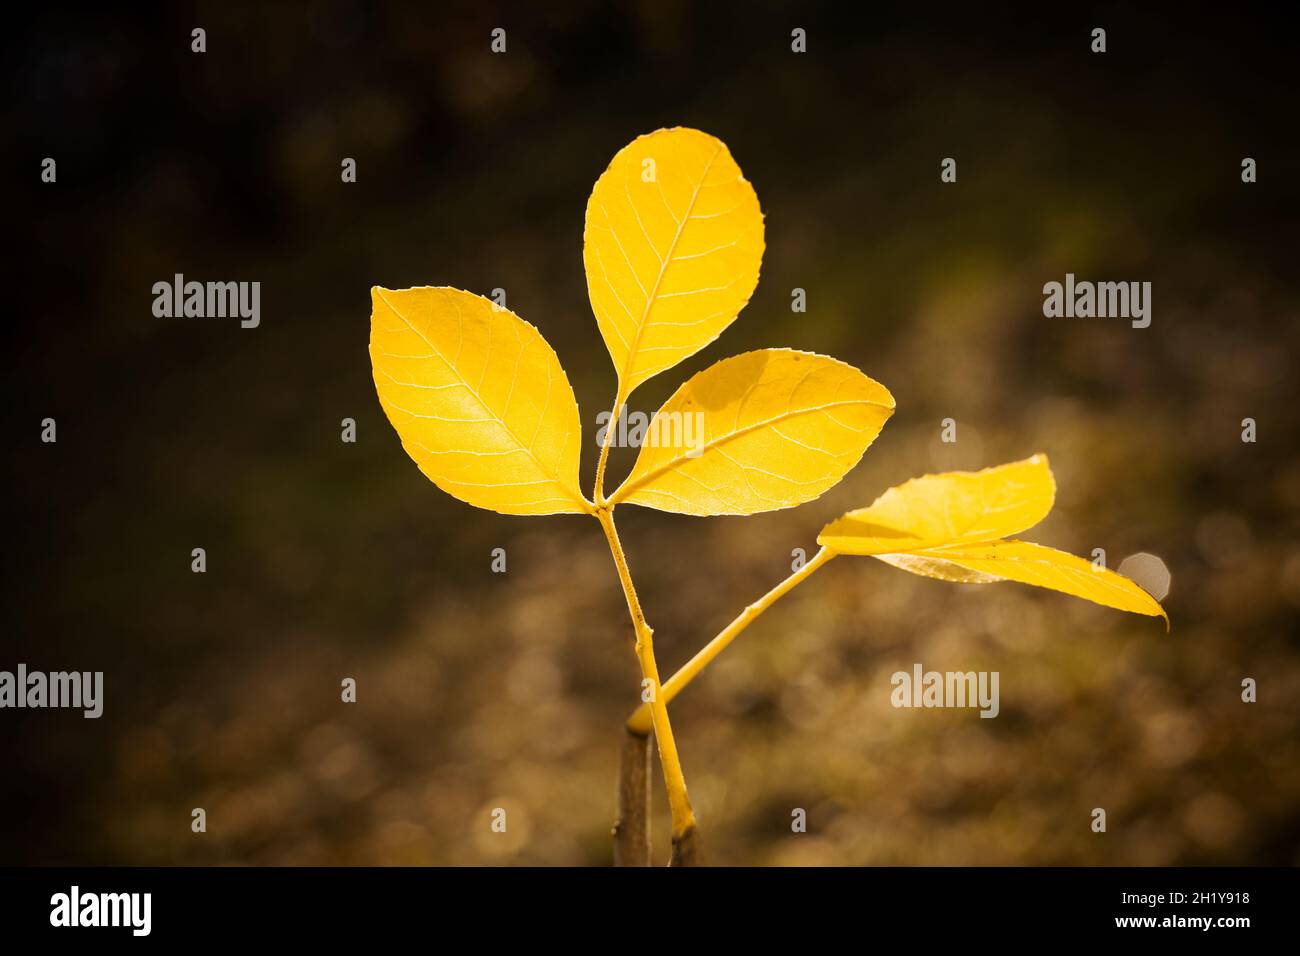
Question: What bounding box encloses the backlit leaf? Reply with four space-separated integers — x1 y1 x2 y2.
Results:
584 127 764 397
876 539 1168 624
369 286 588 516
820 456 1167 624
817 455 1055 554
872 552 1004 584
609 349 894 516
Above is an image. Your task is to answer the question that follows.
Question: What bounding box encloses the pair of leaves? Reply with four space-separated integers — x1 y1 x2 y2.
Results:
818 455 1167 623
370 128 892 517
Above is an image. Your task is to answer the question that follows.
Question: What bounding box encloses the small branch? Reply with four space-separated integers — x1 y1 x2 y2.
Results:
613 726 652 866
596 507 699 855
595 388 700 863
627 546 836 735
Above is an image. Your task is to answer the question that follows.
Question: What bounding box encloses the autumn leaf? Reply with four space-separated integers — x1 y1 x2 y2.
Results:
584 127 764 399
369 286 589 516
817 455 1056 554
609 349 894 516
875 541 1168 620
818 456 1168 624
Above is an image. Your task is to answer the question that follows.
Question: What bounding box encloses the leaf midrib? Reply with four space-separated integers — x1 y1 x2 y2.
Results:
610 397 890 504
617 142 723 392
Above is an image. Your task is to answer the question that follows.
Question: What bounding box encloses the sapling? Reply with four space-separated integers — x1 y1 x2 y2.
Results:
368 128 1166 866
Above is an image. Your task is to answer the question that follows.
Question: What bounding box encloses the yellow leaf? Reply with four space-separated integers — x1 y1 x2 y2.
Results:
584 127 764 397
369 287 589 516
817 455 1055 555
819 457 1166 624
609 349 894 516
876 539 1168 624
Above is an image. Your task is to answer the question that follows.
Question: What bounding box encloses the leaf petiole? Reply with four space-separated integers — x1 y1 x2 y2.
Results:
592 390 626 509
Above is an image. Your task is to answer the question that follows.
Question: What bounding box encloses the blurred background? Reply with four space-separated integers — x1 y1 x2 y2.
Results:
4 2 1298 865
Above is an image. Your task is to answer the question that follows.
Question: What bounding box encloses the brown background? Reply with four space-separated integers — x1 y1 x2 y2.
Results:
4 2 1298 864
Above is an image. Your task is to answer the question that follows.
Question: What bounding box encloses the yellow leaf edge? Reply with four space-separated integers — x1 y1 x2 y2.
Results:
369 284 595 517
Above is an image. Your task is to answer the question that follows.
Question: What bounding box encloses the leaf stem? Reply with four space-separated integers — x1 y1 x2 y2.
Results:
627 546 836 735
593 391 626 508
595 506 698 847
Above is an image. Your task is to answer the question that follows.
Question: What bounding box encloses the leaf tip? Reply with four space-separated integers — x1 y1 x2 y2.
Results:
1030 452 1056 506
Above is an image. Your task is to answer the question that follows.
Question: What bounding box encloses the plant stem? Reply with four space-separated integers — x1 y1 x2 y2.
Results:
612 725 652 866
670 824 703 866
627 546 836 735
593 391 626 508
595 506 699 855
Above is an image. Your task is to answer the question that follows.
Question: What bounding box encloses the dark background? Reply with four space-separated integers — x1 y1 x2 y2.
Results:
3 3 1297 864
